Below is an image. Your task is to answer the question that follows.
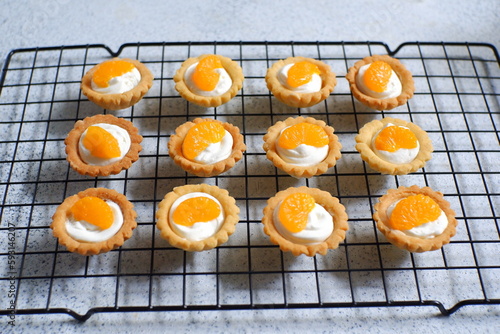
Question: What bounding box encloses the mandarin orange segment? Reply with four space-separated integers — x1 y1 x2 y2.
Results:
92 60 135 88
192 55 224 91
70 196 114 229
287 61 321 88
363 61 393 93
374 125 418 153
182 121 226 160
82 126 121 159
278 193 316 233
389 194 442 230
278 122 329 150
172 196 221 227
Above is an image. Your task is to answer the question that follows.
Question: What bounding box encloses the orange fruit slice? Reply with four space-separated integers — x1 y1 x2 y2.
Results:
287 61 321 88
278 122 329 150
92 60 135 88
374 125 418 153
389 194 442 230
192 55 224 91
172 196 221 227
82 126 121 159
363 61 393 93
70 196 114 230
278 193 316 233
182 120 226 161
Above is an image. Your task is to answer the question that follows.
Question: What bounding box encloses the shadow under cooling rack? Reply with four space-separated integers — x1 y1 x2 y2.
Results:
0 41 499 322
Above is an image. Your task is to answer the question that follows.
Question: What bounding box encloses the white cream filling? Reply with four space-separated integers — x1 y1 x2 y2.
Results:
91 67 141 94
65 200 123 243
275 126 329 166
387 199 448 238
168 192 224 241
371 123 420 164
273 201 334 245
355 63 402 99
278 63 322 93
78 123 131 166
190 130 233 164
184 62 232 96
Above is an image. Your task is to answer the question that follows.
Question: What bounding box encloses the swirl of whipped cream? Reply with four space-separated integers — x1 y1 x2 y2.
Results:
277 63 322 93
169 192 224 241
91 67 141 94
191 130 233 164
387 199 448 238
275 126 329 166
78 123 131 166
356 63 402 99
65 200 123 242
184 62 232 96
371 123 420 164
273 201 334 245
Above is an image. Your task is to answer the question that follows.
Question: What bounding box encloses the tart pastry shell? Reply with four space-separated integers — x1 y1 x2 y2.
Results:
156 184 240 252
345 55 415 111
263 116 342 178
173 54 244 108
265 56 337 108
355 117 432 175
65 114 143 177
81 58 153 110
51 187 137 256
262 186 349 257
373 185 457 253
168 118 246 177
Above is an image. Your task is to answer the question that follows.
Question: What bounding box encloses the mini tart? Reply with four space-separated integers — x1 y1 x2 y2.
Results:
156 184 240 252
355 117 432 175
168 118 246 177
51 187 137 256
65 114 143 177
345 54 414 111
373 185 457 253
265 56 337 108
262 186 348 257
81 57 153 110
263 116 342 178
173 54 244 107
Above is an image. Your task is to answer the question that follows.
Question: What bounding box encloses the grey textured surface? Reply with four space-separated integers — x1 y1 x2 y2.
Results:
1 1 499 333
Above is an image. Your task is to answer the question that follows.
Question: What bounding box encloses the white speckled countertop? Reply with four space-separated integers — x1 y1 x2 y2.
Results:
1 1 499 333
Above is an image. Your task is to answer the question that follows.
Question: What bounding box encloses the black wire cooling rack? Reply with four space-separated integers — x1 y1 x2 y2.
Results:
0 41 499 322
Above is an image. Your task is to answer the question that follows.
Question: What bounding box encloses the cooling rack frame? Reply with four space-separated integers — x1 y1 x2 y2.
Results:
0 41 499 322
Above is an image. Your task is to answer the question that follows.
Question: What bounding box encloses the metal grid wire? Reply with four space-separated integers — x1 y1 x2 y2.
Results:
0 42 499 322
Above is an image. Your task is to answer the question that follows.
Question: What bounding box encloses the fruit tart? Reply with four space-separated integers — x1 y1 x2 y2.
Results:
373 185 457 252
262 186 349 257
65 114 143 177
156 184 240 252
81 58 153 110
345 54 414 110
173 54 244 107
51 187 137 255
265 56 337 108
355 117 432 175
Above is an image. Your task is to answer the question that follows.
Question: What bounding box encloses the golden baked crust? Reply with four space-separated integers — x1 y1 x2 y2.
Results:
355 117 432 175
65 114 143 177
263 116 342 178
168 118 246 177
345 55 414 111
262 186 349 257
51 187 137 256
156 184 240 252
373 185 457 253
173 54 244 107
265 56 337 108
81 58 153 110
